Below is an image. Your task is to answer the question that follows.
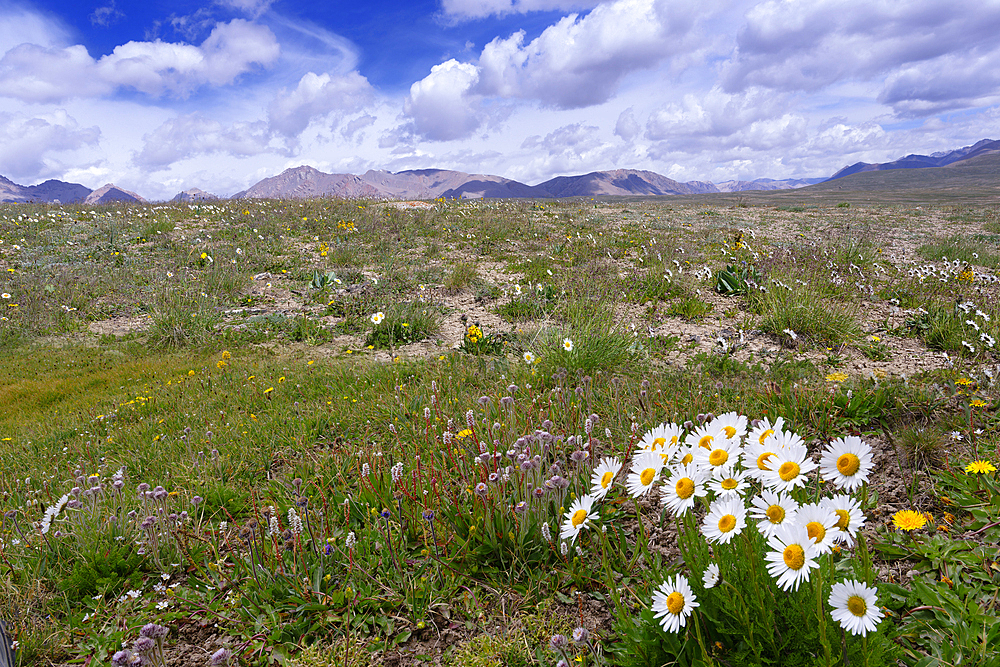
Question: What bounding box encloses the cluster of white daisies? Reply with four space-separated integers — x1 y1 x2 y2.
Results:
559 412 883 639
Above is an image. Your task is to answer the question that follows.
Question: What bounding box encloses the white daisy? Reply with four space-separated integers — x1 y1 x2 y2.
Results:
707 411 748 443
523 351 536 364
589 457 623 500
661 463 709 517
371 311 385 325
749 490 800 539
562 338 574 352
694 436 741 472
822 494 866 546
701 496 747 545
651 574 699 633
708 465 749 498
828 580 881 636
702 562 720 589
797 502 839 554
670 443 697 468
747 417 785 449
819 436 873 491
685 424 725 452
639 422 684 462
765 524 821 592
762 447 817 493
626 450 664 498
770 429 809 460
742 437 782 483
560 494 597 543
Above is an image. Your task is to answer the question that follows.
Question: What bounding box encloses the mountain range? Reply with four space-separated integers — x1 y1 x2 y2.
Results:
0 139 995 204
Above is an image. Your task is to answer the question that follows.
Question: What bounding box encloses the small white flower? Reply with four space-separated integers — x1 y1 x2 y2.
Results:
562 338 574 352
703 563 720 589
523 351 536 364
371 311 385 325
782 328 798 341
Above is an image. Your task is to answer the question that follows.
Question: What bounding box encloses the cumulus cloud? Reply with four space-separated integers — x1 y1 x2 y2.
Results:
879 49 1000 116
134 113 277 168
723 0 1000 106
477 0 704 108
0 110 100 180
0 19 279 103
268 71 374 137
404 59 483 141
615 107 640 141
405 0 710 141
341 114 376 141
440 0 603 20
645 87 795 150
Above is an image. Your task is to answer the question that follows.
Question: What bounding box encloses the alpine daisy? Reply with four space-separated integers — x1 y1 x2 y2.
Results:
651 574 699 633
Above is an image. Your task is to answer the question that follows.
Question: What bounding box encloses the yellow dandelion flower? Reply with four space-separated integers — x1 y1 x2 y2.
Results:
826 372 849 382
965 460 996 474
892 510 927 532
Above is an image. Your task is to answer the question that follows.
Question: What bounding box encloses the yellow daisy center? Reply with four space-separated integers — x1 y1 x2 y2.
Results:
666 591 685 615
756 452 774 470
640 468 656 487
675 477 695 499
708 449 729 466
778 461 800 482
571 509 588 528
783 544 805 570
723 425 737 438
806 521 826 543
834 509 851 530
600 471 614 489
653 437 666 449
681 453 693 465
759 429 774 444
698 434 714 449
766 504 785 524
670 436 679 446
837 453 861 476
721 478 738 490
718 514 736 533
846 595 867 617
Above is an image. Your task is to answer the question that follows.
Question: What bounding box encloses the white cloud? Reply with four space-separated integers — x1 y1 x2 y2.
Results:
879 49 1000 116
404 59 483 141
0 19 279 103
134 113 276 168
440 0 602 19
477 0 704 108
0 5 70 53
216 0 276 19
404 0 710 141
614 107 640 141
0 109 100 181
90 1 124 27
723 0 1000 104
268 71 374 137
645 87 793 149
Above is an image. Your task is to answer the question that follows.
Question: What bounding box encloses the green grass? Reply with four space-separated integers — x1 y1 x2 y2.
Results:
2 197 1000 667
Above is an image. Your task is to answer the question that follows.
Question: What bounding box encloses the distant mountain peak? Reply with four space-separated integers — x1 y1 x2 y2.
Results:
828 139 1000 181
84 184 147 205
0 175 91 203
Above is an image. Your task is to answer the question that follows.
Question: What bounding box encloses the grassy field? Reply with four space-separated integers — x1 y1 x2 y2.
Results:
1 194 999 666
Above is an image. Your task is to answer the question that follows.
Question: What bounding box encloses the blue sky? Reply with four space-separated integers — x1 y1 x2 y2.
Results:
1 0 999 199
